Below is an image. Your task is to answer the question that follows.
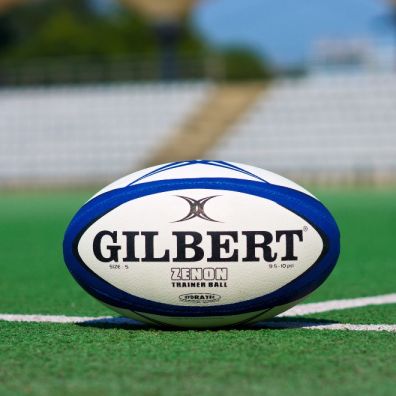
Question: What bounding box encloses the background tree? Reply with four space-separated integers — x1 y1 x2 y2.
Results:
0 0 271 81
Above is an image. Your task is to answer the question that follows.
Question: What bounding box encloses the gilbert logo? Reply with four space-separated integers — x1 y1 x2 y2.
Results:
173 196 221 223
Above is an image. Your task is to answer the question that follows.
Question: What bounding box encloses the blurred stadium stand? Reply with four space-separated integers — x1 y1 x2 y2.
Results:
0 82 212 186
209 72 396 184
1 71 395 188
1 0 395 188
146 82 265 167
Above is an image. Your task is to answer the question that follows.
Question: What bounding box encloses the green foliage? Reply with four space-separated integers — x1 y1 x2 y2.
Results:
221 47 272 81
1 0 93 48
1 1 158 59
178 19 208 56
0 0 271 81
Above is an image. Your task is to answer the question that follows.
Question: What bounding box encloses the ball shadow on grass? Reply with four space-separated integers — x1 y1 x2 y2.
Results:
76 316 338 332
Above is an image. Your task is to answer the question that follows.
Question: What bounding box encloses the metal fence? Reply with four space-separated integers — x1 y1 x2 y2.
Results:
0 55 223 87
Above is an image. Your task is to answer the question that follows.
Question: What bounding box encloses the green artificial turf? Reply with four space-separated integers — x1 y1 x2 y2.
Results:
1 322 395 396
0 188 395 396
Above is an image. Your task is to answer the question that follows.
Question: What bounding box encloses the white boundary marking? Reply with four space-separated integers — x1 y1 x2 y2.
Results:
261 322 396 332
0 293 395 332
0 314 111 324
278 293 396 317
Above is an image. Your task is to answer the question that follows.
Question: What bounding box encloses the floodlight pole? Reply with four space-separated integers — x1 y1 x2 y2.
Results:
153 21 181 80
120 0 197 81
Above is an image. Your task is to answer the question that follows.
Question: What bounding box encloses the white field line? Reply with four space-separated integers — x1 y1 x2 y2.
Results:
0 293 395 332
261 322 396 333
0 314 114 324
278 293 396 317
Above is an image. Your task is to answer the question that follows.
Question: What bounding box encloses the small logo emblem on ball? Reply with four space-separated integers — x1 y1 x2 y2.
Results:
173 196 220 223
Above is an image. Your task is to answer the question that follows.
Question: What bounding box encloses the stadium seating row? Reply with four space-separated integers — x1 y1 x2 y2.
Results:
1 73 395 186
210 73 396 181
0 83 212 185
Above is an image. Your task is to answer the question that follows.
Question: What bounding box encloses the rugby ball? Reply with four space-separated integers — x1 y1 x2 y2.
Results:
63 160 340 328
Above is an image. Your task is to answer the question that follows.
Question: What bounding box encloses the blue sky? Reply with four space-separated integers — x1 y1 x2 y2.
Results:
193 0 394 66
95 0 395 66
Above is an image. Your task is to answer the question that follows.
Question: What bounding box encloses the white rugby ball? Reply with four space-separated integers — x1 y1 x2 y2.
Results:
63 160 340 328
